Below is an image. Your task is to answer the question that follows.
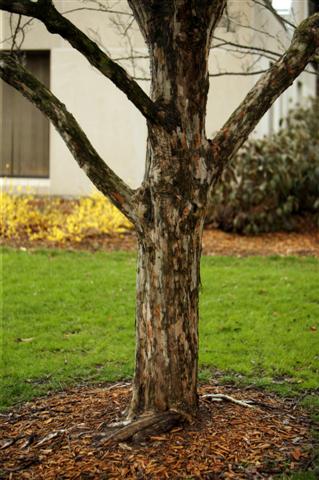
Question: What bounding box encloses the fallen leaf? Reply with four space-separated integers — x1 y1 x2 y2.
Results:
291 448 302 461
0 439 16 449
35 430 66 447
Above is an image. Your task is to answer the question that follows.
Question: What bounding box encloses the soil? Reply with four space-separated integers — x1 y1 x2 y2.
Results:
2 227 319 257
0 383 316 479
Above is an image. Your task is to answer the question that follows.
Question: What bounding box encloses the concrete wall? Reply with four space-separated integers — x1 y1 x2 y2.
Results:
0 1 316 196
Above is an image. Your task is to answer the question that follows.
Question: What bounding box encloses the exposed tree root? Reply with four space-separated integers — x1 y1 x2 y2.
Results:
96 411 183 444
14 395 271 449
96 394 265 444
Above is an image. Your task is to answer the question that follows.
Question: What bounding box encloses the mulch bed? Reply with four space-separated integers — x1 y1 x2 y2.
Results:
2 227 319 257
0 383 316 479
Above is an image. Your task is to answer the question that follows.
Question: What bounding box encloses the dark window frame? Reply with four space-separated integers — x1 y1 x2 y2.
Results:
0 50 51 179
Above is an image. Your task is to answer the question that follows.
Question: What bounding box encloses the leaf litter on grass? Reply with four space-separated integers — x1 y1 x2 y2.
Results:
0 384 316 479
2 228 319 257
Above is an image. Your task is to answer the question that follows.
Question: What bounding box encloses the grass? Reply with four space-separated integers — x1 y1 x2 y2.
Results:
199 255 319 393
1 248 319 411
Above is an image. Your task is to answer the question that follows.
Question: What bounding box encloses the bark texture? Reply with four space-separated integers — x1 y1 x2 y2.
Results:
126 1 226 417
130 194 204 417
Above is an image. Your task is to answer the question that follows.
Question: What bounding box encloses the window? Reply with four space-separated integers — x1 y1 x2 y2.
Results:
272 0 292 15
0 51 50 178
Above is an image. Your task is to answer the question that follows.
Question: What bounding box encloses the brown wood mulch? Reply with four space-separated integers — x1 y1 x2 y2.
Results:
2 227 319 257
0 383 316 479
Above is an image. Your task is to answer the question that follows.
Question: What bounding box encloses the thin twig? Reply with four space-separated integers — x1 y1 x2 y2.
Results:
209 69 268 77
202 393 256 408
212 35 282 58
61 7 133 17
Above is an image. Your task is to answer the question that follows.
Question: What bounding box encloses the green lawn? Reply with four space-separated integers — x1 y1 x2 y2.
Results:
1 248 319 410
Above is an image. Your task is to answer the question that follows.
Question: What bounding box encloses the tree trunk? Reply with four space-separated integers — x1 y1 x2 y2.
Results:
128 120 210 420
126 1 218 421
129 211 204 418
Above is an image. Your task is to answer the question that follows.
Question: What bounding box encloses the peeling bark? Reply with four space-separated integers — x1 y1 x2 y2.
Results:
130 218 203 417
128 1 224 418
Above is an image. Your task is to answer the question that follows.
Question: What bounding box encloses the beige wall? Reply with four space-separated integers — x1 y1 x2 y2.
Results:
207 1 254 135
49 48 148 194
252 0 316 136
1 1 317 196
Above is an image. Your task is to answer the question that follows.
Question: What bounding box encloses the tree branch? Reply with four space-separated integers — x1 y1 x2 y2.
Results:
209 69 268 77
0 52 138 224
0 0 164 126
208 13 319 174
61 7 133 17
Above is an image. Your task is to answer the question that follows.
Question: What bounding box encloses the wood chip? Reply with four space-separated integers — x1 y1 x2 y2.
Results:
0 384 315 479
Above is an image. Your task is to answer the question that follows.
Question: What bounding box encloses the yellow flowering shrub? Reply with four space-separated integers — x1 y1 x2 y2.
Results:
0 191 132 244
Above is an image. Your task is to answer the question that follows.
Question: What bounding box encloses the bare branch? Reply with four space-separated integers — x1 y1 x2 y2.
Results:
221 12 288 51
209 4 295 78
112 55 149 62
132 76 150 81
209 67 318 78
209 69 268 77
208 13 319 173
61 7 133 17
1 17 34 46
0 0 164 126
211 35 282 59
0 52 138 224
9 13 22 52
109 12 139 78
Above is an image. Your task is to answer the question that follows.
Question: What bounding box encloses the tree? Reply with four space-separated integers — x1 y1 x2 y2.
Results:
1 0 318 438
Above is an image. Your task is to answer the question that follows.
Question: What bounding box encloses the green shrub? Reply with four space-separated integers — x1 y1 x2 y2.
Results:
207 98 319 234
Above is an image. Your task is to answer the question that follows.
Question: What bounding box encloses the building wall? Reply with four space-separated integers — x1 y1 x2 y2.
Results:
1 1 317 196
49 48 148 194
253 0 316 137
207 2 256 138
